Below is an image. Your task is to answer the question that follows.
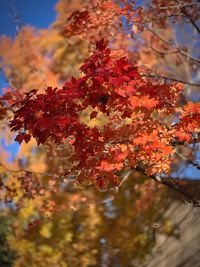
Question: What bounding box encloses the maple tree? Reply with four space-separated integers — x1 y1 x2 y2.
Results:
0 0 199 208
6 40 200 178
2 38 199 201
0 0 200 265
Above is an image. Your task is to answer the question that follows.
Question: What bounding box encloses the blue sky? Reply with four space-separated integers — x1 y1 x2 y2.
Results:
0 0 57 36
0 0 58 91
0 0 58 161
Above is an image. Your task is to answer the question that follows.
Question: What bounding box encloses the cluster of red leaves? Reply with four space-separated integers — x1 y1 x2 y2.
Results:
174 102 200 143
63 0 198 41
63 0 122 40
0 89 23 120
0 102 7 120
9 39 200 189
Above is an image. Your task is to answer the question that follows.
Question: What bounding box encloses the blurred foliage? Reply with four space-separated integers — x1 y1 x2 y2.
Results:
5 172 170 267
0 0 199 266
0 214 16 267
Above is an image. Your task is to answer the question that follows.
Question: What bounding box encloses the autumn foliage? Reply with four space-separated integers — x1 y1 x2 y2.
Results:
1 37 197 192
0 0 200 266
0 0 199 208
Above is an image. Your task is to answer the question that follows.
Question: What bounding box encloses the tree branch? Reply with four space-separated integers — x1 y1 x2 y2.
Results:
145 26 200 64
175 0 200 34
155 2 199 10
135 166 200 207
141 73 200 86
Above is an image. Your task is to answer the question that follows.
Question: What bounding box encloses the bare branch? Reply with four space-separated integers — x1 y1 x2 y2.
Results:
145 26 200 64
175 0 200 34
135 166 200 207
155 2 199 10
141 73 200 86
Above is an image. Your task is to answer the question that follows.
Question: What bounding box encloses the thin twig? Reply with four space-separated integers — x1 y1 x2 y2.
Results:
141 73 200 86
155 2 198 10
175 0 200 34
145 26 200 64
0 162 71 180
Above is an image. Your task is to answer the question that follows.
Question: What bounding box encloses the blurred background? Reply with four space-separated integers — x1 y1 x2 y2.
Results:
0 1 200 266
